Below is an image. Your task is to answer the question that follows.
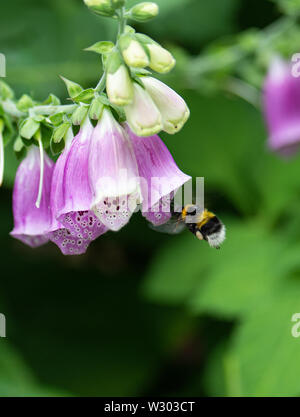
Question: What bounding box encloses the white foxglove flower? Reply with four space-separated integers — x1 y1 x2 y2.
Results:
124 82 162 137
106 51 134 106
141 76 190 134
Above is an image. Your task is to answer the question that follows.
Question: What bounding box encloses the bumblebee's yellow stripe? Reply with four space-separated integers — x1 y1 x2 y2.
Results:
197 209 215 228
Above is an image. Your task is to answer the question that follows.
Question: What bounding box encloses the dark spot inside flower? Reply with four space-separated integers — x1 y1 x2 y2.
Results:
78 211 85 216
117 206 120 211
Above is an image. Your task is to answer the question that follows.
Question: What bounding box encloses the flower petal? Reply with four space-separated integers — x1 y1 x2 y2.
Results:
124 83 163 137
89 109 141 231
10 147 54 247
264 57 300 155
49 211 107 256
126 126 191 225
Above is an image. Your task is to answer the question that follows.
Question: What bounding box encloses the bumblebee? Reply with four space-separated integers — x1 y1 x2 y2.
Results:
152 204 226 249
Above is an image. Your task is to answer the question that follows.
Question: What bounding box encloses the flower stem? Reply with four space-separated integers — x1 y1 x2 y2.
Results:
33 104 77 116
35 132 44 209
1 100 25 118
117 7 126 38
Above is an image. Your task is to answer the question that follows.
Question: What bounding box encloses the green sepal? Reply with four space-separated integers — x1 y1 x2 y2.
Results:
135 33 153 46
119 33 133 51
110 105 126 124
110 0 125 8
72 106 89 125
72 89 95 104
40 122 53 150
19 117 40 140
85 41 115 55
60 77 83 99
98 94 111 106
50 123 71 155
13 136 27 161
49 112 65 126
106 50 123 75
0 106 15 146
125 25 136 34
89 97 104 120
53 122 71 144
16 94 35 112
0 81 14 100
42 94 61 106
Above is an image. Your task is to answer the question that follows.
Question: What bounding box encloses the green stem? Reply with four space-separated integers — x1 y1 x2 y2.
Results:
2 100 25 118
33 104 77 116
224 77 261 109
117 7 126 38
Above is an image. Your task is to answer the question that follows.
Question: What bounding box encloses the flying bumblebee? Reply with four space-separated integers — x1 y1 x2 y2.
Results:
152 204 226 249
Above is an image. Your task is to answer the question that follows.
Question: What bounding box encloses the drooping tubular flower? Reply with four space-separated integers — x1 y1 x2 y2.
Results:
263 56 300 156
49 120 108 255
125 126 191 225
89 108 142 231
124 78 190 137
10 146 56 248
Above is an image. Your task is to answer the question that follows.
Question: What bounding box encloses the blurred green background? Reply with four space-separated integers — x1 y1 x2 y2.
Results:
1 0 300 397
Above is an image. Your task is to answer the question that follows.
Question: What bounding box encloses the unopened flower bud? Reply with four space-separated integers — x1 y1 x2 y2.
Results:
136 34 175 74
124 83 162 137
106 51 134 106
119 34 149 68
84 0 115 17
110 0 125 8
130 2 159 22
142 77 190 134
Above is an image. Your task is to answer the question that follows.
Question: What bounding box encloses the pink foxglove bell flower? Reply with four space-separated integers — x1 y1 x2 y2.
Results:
124 82 163 137
263 57 300 156
141 76 190 135
89 108 142 231
126 126 191 226
50 120 107 255
10 147 56 248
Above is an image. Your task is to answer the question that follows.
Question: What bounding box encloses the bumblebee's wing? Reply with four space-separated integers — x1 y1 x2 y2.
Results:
149 216 186 235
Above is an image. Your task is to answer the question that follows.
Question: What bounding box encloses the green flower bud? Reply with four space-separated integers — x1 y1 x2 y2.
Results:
130 2 159 22
119 34 149 68
83 0 115 17
136 34 175 74
110 0 125 8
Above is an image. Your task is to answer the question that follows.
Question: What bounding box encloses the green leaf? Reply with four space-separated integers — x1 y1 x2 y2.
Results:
226 279 300 396
60 77 83 100
85 41 115 55
72 88 95 104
